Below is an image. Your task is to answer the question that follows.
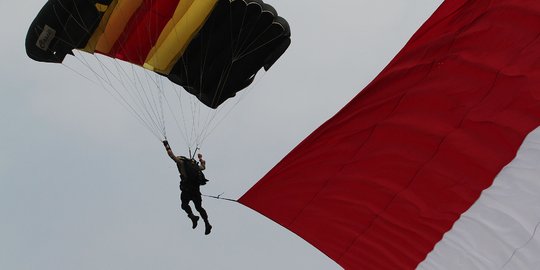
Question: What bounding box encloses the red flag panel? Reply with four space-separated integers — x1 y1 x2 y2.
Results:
240 0 540 269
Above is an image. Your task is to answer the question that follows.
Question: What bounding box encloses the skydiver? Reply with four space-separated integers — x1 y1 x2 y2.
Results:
163 140 212 235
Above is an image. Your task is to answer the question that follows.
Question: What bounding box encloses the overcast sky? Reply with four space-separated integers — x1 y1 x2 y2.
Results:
1 1 442 269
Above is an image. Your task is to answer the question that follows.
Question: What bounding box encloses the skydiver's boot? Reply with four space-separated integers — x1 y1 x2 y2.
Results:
189 215 199 229
204 220 212 235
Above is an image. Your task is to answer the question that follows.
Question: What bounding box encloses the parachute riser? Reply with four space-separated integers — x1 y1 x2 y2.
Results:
189 147 201 159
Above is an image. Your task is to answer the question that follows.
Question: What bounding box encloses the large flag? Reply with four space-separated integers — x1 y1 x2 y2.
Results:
240 0 540 269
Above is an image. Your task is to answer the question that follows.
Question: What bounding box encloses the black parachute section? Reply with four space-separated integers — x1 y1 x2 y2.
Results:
167 0 291 109
25 0 111 63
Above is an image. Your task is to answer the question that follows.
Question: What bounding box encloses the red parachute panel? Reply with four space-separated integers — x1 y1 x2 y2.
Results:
108 0 181 65
239 0 540 269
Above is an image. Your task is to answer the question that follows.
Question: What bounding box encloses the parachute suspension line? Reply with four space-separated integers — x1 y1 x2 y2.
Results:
61 62 100 85
160 6 227 149
139 1 166 136
63 53 163 140
67 0 91 32
191 147 200 159
103 60 165 140
199 18 211 103
167 80 191 147
231 9 286 63
231 3 249 58
188 146 201 160
145 4 168 139
163 7 188 146
195 18 214 147
59 2 169 141
195 6 265 146
192 4 240 146
237 29 285 61
52 6 79 49
191 13 222 147
206 5 239 107
199 70 268 145
199 3 236 111
133 65 166 138
55 0 92 39
188 21 207 149
165 9 207 150
233 8 279 60
78 50 164 140
189 4 273 147
198 63 233 143
152 77 175 139
174 56 200 148
156 76 167 138
100 55 163 139
141 72 166 137
139 13 172 141
100 56 166 140
232 7 270 64
194 17 222 146
122 18 171 141
103 56 164 139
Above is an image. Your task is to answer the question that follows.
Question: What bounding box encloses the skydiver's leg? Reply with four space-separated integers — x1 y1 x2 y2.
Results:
180 192 199 229
192 195 208 220
193 195 211 235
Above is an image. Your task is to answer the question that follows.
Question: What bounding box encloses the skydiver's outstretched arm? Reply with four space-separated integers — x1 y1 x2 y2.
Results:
163 140 181 163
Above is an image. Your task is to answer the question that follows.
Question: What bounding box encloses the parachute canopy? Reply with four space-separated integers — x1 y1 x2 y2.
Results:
240 0 540 269
26 0 291 108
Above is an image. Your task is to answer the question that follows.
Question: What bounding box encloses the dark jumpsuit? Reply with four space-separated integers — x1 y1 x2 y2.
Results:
176 157 208 221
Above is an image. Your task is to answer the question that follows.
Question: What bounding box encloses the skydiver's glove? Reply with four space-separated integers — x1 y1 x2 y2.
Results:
163 140 170 149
